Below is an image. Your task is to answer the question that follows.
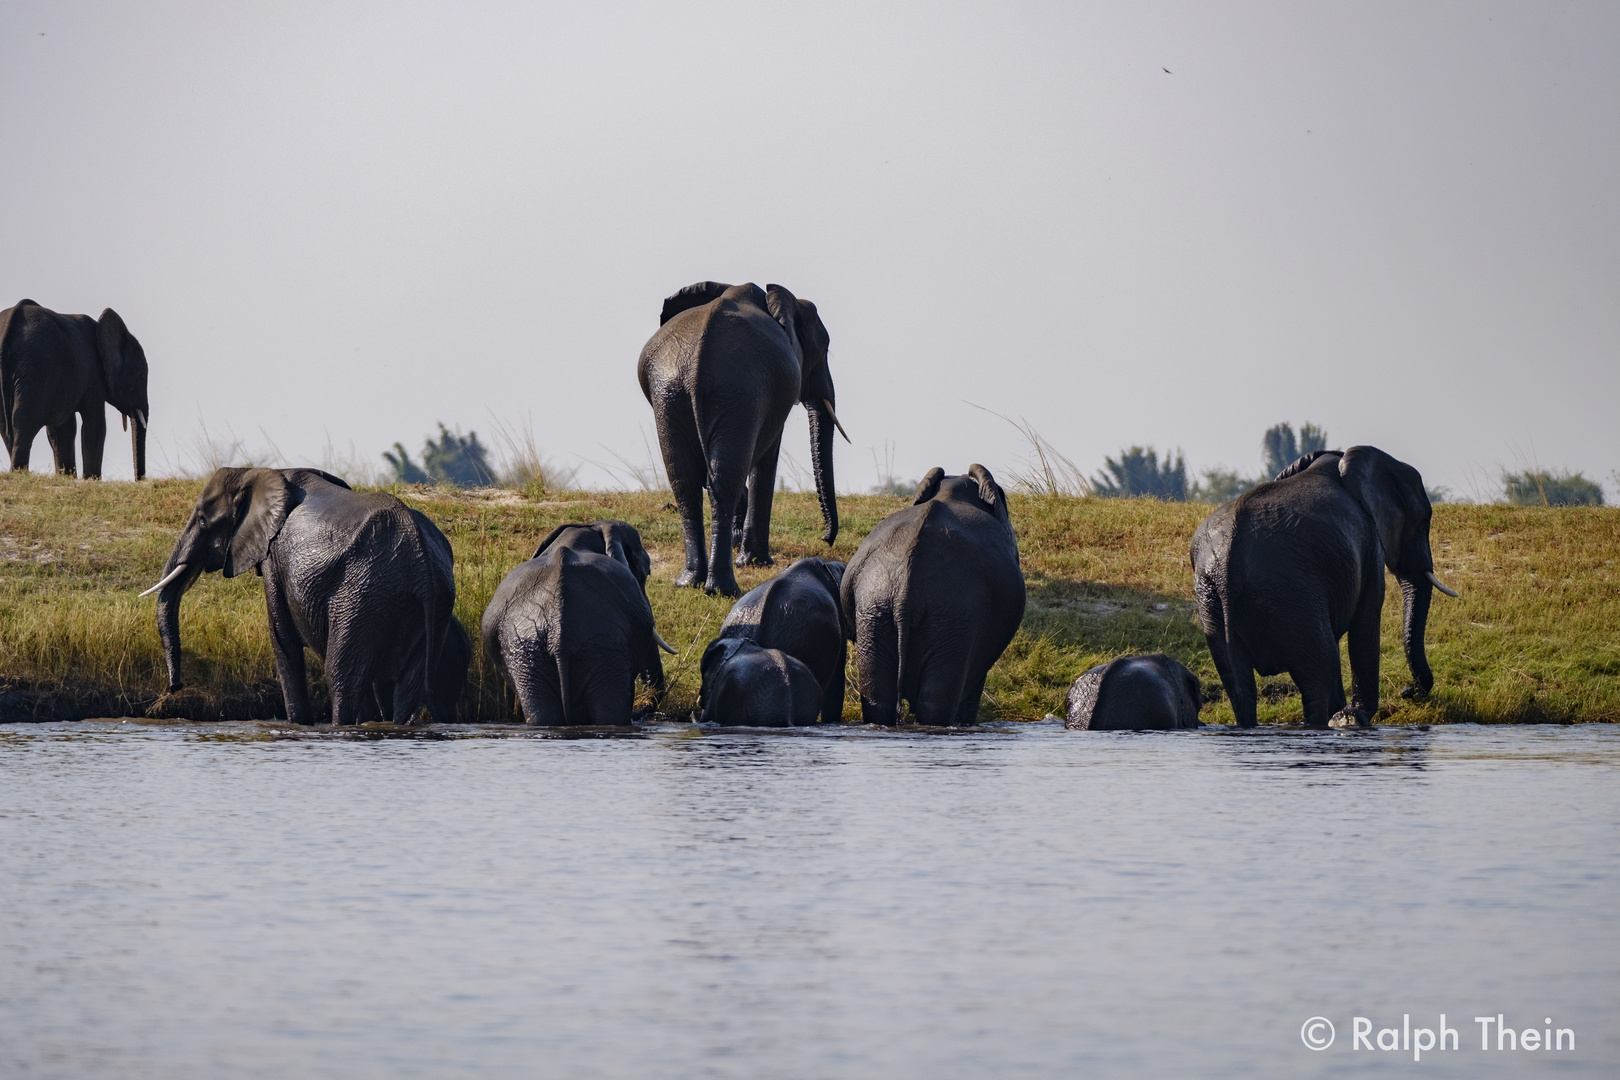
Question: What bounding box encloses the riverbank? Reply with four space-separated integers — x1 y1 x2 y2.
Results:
2 471 1616 724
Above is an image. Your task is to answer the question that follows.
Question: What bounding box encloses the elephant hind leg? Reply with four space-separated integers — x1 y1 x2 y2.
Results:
1289 628 1348 728
910 646 974 726
654 391 709 589
1200 591 1259 728
46 418 77 477
6 421 42 471
736 437 780 568
510 650 565 726
323 628 379 727
854 610 900 725
704 450 749 597
79 408 106 480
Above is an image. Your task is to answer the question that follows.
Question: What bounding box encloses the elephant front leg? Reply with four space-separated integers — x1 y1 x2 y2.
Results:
45 418 77 477
78 408 106 480
736 438 780 568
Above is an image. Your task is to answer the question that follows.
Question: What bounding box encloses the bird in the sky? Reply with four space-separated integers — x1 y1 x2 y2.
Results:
1163 67 1171 73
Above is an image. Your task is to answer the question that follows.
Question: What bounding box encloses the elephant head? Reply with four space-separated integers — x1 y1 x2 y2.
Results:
766 283 845 545
95 308 149 480
911 464 1010 525
533 520 653 593
1337 445 1458 697
143 468 347 690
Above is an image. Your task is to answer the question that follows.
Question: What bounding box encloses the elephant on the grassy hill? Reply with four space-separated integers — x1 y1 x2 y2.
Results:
1064 654 1203 730
531 520 653 592
841 465 1026 726
0 299 150 479
637 281 847 597
146 467 458 726
698 638 822 726
704 556 846 724
1189 446 1458 729
481 528 675 726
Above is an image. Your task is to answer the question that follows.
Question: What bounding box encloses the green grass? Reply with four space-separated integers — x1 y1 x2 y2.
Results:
3 471 1617 724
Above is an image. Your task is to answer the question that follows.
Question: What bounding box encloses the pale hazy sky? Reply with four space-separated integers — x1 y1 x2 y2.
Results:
4 2 1616 499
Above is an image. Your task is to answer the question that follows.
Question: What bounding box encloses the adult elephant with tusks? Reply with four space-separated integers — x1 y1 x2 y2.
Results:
0 299 150 479
638 281 847 597
841 465 1026 726
1189 446 1459 729
143 467 459 726
481 521 677 726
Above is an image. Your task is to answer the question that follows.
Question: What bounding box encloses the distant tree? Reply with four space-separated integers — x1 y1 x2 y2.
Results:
1094 446 1189 500
1261 422 1328 479
383 424 497 487
1194 467 1256 504
1502 469 1604 507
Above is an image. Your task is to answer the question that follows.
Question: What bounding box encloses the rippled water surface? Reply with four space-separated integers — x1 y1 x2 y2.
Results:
3 720 1617 1078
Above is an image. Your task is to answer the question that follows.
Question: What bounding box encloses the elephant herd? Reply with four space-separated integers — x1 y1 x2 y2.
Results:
6 287 1456 730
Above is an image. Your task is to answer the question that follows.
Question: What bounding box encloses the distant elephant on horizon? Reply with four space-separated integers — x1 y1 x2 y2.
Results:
841 465 1026 726
1064 654 1203 730
145 467 458 726
637 281 847 597
702 556 847 724
0 299 150 479
1189 446 1459 728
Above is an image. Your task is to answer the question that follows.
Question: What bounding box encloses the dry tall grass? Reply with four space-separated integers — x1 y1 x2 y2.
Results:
2 471 1616 724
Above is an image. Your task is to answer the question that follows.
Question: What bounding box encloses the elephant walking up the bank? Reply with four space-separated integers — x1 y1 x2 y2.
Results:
144 468 459 726
637 281 847 597
0 299 150 479
1189 446 1458 728
841 466 1025 726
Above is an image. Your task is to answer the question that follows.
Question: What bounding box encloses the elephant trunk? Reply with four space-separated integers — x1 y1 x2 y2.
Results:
808 402 838 545
154 545 204 692
1397 573 1434 697
132 415 146 481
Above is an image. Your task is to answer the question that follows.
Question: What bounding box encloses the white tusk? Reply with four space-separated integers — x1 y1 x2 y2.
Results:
1426 571 1459 598
653 629 678 655
121 414 128 431
822 399 851 444
136 410 147 430
139 563 188 597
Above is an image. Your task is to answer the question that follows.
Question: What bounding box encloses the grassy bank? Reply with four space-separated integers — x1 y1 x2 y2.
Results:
2 471 1617 724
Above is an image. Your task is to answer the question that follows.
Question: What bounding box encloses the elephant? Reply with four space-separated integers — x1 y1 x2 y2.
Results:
637 281 847 597
841 465 1026 725
1189 446 1459 729
1063 654 1204 730
143 467 457 726
481 538 675 726
0 299 150 479
369 615 472 724
698 638 823 726
531 519 653 592
706 556 846 724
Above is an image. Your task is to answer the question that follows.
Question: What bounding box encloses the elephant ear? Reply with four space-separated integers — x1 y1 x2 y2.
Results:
659 281 732 325
531 522 575 561
603 522 652 588
966 464 1009 521
95 309 141 406
1339 446 1416 573
224 469 294 578
912 468 945 505
764 284 799 341
815 558 846 596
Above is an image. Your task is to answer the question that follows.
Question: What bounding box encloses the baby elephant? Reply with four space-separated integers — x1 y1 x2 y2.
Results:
482 522 675 726
1064 654 1204 730
698 638 823 726
701 556 846 724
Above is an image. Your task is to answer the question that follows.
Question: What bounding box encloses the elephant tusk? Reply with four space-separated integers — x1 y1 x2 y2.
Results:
653 629 678 655
1426 571 1459 598
139 563 188 597
136 410 147 430
121 414 128 431
822 399 851 444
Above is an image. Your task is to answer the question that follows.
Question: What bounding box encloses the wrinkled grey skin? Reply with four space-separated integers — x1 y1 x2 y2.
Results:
0 299 149 479
698 638 822 727
1190 446 1449 729
154 468 457 726
708 556 846 724
481 546 666 726
531 520 653 592
370 616 472 724
637 281 839 597
841 465 1026 726
1064 654 1203 730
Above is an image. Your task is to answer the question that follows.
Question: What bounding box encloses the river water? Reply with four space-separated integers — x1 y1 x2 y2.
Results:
2 720 1616 1078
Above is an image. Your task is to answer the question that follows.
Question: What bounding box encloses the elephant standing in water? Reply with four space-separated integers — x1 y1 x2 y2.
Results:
700 556 847 725
481 521 675 726
144 468 459 726
841 466 1026 726
0 300 150 479
1189 446 1458 728
1064 654 1203 730
637 281 847 597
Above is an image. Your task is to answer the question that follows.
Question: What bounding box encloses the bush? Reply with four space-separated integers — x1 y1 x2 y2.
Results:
1093 446 1189 500
1502 470 1604 507
383 424 497 487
